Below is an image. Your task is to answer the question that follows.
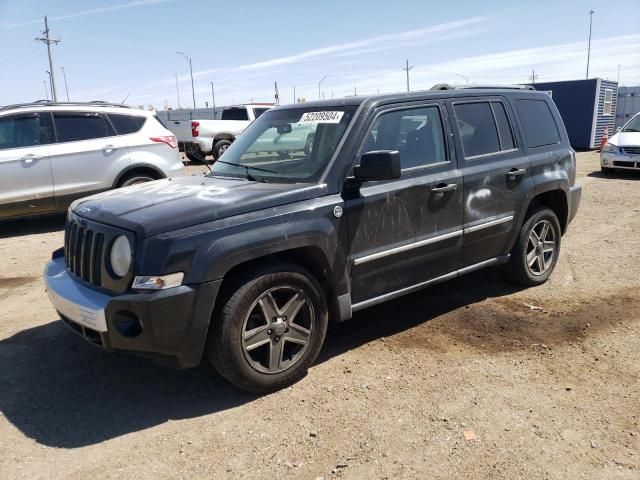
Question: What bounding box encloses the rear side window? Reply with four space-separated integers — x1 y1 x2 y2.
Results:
108 114 146 135
53 112 111 142
492 102 516 151
221 108 249 121
454 102 500 158
515 99 561 148
254 108 270 118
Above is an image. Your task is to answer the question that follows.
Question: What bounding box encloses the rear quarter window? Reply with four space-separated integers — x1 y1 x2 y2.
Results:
108 114 146 135
515 99 561 148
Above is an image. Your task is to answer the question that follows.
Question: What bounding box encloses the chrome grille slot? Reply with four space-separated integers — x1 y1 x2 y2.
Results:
91 233 104 285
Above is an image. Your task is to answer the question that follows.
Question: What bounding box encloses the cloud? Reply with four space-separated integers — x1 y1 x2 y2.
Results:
0 0 175 29
232 17 487 71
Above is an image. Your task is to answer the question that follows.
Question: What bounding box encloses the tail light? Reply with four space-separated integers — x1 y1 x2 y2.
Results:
191 121 200 137
150 135 178 149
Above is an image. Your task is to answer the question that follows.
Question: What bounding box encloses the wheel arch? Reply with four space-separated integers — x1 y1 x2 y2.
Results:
525 188 569 234
113 164 166 188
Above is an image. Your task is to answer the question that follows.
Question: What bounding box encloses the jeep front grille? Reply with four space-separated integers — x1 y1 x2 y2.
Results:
64 218 105 286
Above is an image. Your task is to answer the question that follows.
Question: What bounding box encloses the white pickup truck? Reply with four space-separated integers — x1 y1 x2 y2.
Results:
168 104 272 161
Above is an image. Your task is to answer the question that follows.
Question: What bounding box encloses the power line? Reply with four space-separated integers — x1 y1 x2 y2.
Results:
35 16 60 101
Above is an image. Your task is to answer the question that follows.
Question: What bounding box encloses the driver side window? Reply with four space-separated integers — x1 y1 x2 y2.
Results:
361 105 447 170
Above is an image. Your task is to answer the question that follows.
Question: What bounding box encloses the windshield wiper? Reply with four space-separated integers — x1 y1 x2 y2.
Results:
215 160 277 182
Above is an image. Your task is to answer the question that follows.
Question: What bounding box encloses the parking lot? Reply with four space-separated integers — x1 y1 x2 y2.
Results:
0 151 638 479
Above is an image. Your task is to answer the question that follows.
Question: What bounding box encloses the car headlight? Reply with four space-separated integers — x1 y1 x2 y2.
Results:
602 143 619 154
109 235 132 278
132 273 184 290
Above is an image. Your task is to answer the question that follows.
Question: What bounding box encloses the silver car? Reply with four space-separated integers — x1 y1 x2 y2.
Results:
601 112 640 173
0 101 185 220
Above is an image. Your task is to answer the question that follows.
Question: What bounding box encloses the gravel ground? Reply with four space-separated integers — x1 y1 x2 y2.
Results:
0 151 638 479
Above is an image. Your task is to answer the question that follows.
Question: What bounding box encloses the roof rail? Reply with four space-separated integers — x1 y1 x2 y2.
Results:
430 83 536 91
0 100 132 112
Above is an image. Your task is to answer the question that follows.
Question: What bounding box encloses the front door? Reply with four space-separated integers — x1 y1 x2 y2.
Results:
345 102 463 306
447 97 534 267
0 112 55 219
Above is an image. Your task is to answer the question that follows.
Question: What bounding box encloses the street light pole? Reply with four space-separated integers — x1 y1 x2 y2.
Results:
45 70 54 100
318 75 329 100
177 51 196 108
175 74 181 109
586 10 594 79
455 73 469 84
42 80 49 100
209 81 216 117
61 66 70 101
402 59 413 92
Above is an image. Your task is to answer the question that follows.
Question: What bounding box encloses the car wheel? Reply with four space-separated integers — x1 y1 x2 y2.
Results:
505 206 561 286
213 139 233 160
206 264 328 393
185 151 204 163
118 174 155 188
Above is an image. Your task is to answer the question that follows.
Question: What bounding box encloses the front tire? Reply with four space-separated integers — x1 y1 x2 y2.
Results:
505 206 561 286
206 264 328 393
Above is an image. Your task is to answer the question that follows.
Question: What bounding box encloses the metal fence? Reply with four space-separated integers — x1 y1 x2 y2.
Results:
156 107 222 122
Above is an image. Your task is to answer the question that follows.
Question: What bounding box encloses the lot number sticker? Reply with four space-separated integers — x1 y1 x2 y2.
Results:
298 111 344 124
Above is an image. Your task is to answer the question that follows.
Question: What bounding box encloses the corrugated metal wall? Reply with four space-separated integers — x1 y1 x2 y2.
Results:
592 79 618 148
615 86 640 130
156 107 222 122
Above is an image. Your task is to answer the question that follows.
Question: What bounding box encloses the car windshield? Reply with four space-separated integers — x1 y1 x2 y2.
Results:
207 106 357 183
622 114 640 133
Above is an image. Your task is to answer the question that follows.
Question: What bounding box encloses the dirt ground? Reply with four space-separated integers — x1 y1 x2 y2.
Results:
0 151 638 479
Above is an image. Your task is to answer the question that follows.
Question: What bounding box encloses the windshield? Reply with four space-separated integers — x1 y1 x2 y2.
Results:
622 114 640 132
207 106 356 183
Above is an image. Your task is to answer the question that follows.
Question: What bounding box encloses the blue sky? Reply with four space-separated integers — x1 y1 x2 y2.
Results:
1 0 639 108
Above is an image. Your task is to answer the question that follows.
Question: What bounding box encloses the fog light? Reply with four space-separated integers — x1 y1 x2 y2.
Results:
113 311 142 338
603 159 609 165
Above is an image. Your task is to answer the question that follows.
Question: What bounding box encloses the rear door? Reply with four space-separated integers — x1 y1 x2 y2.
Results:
345 101 463 306
49 111 130 207
0 112 55 219
447 96 533 268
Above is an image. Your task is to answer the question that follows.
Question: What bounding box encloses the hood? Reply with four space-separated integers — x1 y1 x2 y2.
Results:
610 131 640 147
72 175 326 237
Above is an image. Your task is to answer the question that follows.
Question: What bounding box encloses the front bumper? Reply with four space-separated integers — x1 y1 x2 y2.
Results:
568 184 582 226
45 257 221 368
600 151 640 170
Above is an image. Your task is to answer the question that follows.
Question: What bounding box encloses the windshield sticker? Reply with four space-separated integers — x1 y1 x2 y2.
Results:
298 111 344 124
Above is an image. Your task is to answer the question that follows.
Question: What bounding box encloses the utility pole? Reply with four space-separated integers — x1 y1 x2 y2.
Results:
177 51 196 108
175 74 181 109
403 59 413 92
61 66 70 101
209 81 216 116
318 75 329 100
586 10 594 79
529 69 538 84
617 64 621 84
36 16 60 101
274 81 280 105
353 86 357 96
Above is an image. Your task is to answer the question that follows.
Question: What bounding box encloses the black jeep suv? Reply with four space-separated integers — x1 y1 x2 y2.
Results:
45 86 581 392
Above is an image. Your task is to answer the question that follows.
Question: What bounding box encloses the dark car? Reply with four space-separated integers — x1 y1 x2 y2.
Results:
44 85 582 392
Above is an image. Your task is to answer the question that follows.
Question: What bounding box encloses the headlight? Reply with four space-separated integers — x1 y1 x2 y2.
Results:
602 143 619 154
132 273 184 290
109 235 132 278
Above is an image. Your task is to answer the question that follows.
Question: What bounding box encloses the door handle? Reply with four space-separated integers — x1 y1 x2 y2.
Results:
20 154 41 164
102 144 116 153
507 168 526 179
431 183 457 193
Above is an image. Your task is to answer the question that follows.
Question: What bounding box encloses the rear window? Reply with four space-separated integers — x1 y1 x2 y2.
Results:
221 108 249 121
515 99 561 148
53 112 111 142
108 113 146 135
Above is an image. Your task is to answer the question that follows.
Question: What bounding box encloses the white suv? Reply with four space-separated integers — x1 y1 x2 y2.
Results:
0 101 185 220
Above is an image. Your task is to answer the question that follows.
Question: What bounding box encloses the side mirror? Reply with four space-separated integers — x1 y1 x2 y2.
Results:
353 150 401 182
276 124 292 134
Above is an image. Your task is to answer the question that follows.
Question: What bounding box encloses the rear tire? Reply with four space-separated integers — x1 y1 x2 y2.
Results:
117 174 155 188
505 206 561 286
206 263 328 393
213 139 233 160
